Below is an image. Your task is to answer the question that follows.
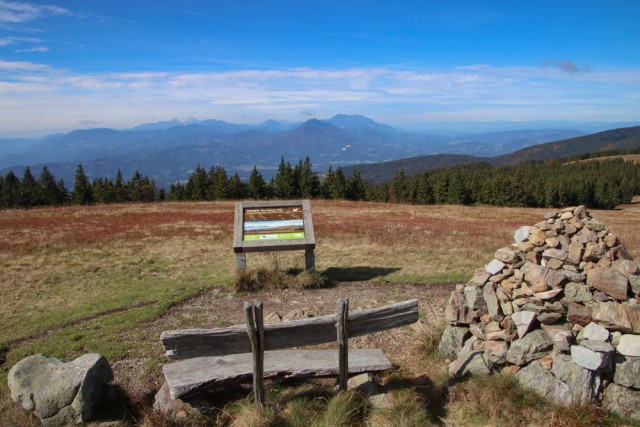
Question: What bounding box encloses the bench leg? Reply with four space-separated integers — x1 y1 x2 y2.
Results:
337 298 349 391
244 301 265 406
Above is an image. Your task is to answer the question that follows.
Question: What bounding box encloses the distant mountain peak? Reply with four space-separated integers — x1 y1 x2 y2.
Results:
323 114 397 134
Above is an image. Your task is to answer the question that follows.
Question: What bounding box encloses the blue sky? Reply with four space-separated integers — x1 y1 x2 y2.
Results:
1 0 639 137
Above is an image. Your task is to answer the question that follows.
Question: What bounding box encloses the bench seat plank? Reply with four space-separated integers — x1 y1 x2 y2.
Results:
164 349 392 399
162 299 418 360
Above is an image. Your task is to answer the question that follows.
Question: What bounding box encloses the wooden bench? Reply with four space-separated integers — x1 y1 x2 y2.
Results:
160 298 419 403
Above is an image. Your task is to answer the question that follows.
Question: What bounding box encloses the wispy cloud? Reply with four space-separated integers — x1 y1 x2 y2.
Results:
0 35 40 46
0 0 71 23
14 45 47 52
543 60 591 74
183 10 229 22
0 60 638 135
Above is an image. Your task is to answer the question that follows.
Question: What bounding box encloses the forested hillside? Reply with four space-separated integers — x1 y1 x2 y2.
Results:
3 149 640 210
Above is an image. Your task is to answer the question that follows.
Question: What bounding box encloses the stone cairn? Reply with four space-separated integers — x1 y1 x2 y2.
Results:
439 205 640 419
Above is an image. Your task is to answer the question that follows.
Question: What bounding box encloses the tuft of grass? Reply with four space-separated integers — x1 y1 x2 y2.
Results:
544 403 639 427
0 388 41 427
446 371 548 426
369 389 433 427
222 396 279 427
133 402 213 427
232 267 328 292
418 306 448 358
313 391 367 427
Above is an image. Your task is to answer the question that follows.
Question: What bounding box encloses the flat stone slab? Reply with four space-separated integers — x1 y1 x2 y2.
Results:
163 349 392 399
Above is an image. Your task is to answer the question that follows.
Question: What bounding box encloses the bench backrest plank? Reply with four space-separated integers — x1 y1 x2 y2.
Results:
161 299 418 360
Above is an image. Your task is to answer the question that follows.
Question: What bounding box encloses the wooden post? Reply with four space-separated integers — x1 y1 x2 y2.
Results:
244 301 265 406
305 248 315 271
236 253 247 272
253 300 265 405
337 298 349 391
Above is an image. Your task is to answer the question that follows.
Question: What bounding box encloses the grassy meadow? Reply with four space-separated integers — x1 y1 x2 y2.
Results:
1 199 639 426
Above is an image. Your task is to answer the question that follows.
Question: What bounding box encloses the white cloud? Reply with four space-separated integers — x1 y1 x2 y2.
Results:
0 60 639 136
14 45 47 52
0 35 40 46
0 0 71 23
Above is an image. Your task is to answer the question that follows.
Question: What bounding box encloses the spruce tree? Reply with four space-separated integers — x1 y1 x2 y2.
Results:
228 173 246 199
37 167 60 206
185 164 208 200
298 157 319 198
2 171 20 209
247 165 266 200
273 157 295 199
72 164 94 205
346 169 367 201
20 167 37 208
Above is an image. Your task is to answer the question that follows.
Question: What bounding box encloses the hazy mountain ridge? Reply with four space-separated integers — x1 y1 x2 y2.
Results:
345 126 640 184
0 115 630 188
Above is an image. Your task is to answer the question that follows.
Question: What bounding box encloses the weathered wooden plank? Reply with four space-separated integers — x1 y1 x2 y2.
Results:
163 349 392 399
162 299 418 360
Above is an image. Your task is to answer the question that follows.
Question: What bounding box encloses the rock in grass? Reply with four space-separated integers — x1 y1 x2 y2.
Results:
9 353 113 427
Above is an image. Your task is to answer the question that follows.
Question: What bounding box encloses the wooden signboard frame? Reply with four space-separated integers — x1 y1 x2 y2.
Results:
233 200 316 271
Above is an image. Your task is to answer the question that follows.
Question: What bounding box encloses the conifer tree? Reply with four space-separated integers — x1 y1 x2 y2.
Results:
346 169 367 201
228 172 246 199
415 172 434 204
2 171 20 209
247 165 267 200
37 167 60 206
298 156 319 198
72 164 94 205
20 167 37 208
113 169 125 202
185 164 208 200
207 166 230 200
272 157 295 199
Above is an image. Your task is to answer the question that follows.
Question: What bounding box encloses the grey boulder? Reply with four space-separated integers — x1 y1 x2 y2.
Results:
8 353 113 427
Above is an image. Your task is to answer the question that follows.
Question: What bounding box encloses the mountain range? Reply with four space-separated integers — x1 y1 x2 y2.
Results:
1 115 638 188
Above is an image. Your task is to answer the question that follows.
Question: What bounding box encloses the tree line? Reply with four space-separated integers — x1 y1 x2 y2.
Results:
166 157 369 201
1 153 639 210
382 158 640 209
0 164 164 209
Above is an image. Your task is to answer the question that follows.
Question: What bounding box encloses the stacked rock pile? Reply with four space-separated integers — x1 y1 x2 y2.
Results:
439 205 640 419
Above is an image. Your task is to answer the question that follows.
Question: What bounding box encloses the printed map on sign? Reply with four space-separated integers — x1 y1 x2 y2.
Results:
243 206 305 241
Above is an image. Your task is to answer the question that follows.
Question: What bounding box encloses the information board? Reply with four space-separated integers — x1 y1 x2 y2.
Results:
243 205 305 241
233 200 315 259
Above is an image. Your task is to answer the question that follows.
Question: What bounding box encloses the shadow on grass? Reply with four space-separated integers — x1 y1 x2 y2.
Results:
323 266 401 282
